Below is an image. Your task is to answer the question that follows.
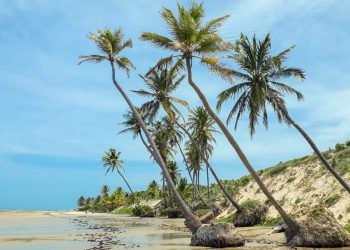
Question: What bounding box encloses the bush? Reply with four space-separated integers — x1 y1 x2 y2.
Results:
345 224 350 233
324 194 341 207
335 143 346 151
113 206 133 215
216 213 235 223
240 199 261 210
267 164 288 176
346 140 350 147
132 205 151 216
261 216 281 227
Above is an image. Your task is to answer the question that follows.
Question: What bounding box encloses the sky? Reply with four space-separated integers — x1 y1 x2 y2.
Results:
1 0 350 210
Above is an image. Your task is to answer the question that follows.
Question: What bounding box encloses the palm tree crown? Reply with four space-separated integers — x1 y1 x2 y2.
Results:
140 2 232 79
79 28 135 76
216 34 305 135
119 108 148 139
133 62 188 122
102 148 125 174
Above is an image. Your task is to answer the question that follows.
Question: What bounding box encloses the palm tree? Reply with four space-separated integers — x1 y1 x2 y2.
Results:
134 63 240 210
101 185 110 198
146 180 161 199
141 2 299 234
77 196 85 208
217 34 350 194
167 160 181 207
102 148 138 204
187 106 216 198
79 28 201 232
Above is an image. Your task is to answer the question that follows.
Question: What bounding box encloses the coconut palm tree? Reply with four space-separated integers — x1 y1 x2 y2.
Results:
187 106 216 198
135 63 240 210
141 2 299 234
146 180 161 199
102 148 138 204
79 28 201 232
101 185 110 198
216 34 350 194
77 196 85 208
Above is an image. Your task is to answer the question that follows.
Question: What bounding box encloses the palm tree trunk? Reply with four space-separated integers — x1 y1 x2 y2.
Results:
185 57 299 234
175 120 242 212
176 140 207 206
280 108 350 194
116 169 144 212
206 165 210 199
109 62 201 233
162 176 167 208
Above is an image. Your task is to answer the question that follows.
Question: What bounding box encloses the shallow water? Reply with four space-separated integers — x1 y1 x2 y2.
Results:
0 210 349 250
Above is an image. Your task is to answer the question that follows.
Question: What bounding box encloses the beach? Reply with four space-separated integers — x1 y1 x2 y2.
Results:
0 210 290 250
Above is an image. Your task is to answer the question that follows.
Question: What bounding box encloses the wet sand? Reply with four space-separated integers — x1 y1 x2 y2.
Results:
0 210 347 250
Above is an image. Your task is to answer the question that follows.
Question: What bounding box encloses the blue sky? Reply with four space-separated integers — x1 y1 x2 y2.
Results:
1 0 350 210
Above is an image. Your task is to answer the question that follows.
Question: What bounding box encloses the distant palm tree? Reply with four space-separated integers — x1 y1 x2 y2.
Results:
167 161 181 207
187 107 216 198
146 180 161 199
101 185 110 198
135 63 239 210
102 148 137 203
79 28 201 232
217 34 350 194
141 2 298 234
77 196 85 207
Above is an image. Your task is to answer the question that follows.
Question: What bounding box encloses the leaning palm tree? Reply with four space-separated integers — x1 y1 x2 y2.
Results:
79 28 202 233
141 2 299 236
187 106 217 198
217 34 350 194
102 148 138 204
135 63 240 210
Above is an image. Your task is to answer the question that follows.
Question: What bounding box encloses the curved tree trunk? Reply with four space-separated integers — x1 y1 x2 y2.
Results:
176 140 207 206
175 121 242 212
116 169 144 212
280 108 350 194
110 62 201 233
185 57 299 234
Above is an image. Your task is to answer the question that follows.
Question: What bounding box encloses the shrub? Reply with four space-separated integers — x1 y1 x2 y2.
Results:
240 199 261 210
324 194 341 207
216 213 235 223
295 197 302 204
346 205 350 213
261 216 281 227
346 224 350 233
335 143 346 151
113 206 133 215
346 140 350 147
267 164 288 176
132 205 151 216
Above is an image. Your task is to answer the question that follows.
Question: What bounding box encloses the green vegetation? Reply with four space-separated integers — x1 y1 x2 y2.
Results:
324 194 341 207
335 143 346 151
240 199 261 210
132 205 152 216
113 206 133 215
345 224 350 233
216 213 236 223
261 216 281 227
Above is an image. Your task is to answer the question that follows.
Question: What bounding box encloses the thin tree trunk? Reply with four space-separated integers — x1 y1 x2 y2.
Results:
110 62 201 233
117 169 144 212
280 108 350 194
206 165 210 199
176 140 207 206
185 57 299 234
175 121 242 212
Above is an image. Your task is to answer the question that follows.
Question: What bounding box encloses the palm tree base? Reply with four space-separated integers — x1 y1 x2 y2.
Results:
285 207 350 247
233 205 268 227
191 223 245 247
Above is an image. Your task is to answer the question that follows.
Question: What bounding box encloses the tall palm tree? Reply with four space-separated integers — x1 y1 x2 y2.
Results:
141 2 299 234
79 28 201 232
135 63 240 210
102 148 138 204
146 180 161 199
217 34 350 194
187 106 216 198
